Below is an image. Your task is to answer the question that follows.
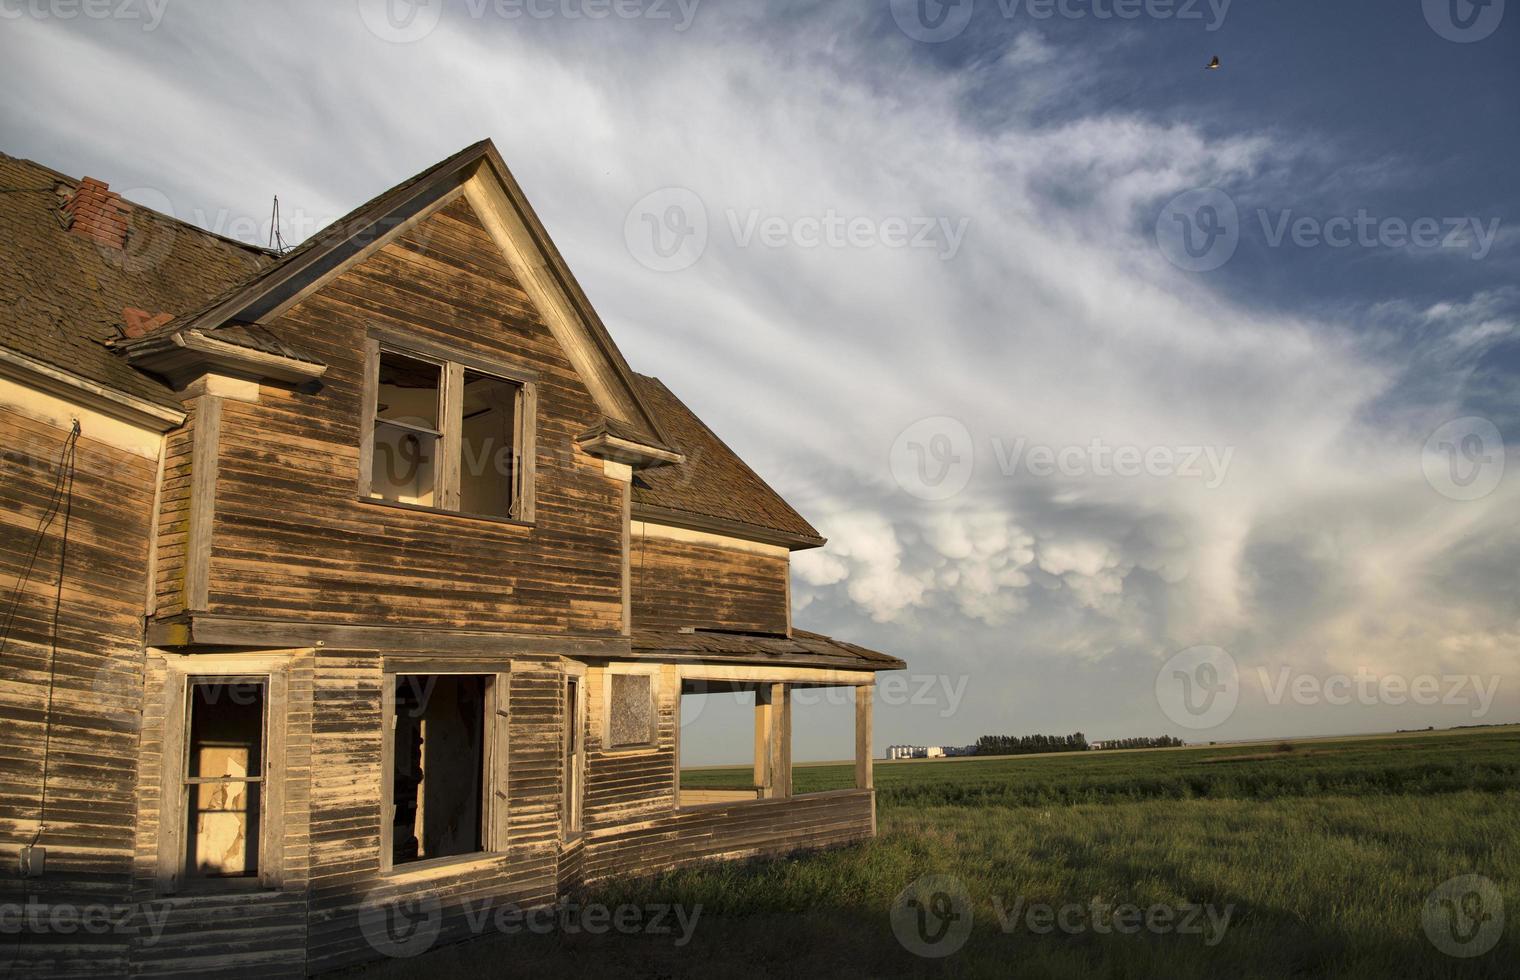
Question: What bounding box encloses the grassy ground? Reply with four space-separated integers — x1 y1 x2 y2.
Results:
351 727 1519 978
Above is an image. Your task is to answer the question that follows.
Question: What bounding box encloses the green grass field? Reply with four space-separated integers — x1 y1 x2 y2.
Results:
357 727 1519 978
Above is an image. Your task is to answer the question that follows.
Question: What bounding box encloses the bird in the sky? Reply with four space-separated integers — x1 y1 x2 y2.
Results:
1206 55 1221 70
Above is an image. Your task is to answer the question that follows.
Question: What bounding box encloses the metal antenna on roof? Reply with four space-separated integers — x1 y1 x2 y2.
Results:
268 195 288 253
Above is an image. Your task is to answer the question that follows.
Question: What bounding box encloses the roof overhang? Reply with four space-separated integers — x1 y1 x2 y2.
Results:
632 502 827 551
117 327 327 389
0 343 186 431
631 627 905 672
576 418 683 469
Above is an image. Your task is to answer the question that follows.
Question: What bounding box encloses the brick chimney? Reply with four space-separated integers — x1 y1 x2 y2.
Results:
63 177 130 250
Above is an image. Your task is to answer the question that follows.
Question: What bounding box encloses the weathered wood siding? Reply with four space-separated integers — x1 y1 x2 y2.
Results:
581 666 679 830
204 198 626 634
127 650 314 977
303 651 564 974
631 533 789 634
151 414 195 618
0 408 157 977
581 789 874 885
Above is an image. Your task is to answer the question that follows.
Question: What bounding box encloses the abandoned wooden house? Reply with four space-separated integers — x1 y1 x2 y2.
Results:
0 140 904 976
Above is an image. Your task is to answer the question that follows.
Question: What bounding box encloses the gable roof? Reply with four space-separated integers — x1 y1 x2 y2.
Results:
0 142 822 548
124 139 676 459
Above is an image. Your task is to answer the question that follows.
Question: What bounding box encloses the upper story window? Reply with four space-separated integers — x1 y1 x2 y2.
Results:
360 338 537 523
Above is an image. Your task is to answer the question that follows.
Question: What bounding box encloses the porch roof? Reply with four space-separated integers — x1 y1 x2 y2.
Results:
630 628 905 673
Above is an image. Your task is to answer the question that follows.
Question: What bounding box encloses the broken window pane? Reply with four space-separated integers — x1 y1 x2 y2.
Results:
372 352 442 507
391 675 487 865
184 681 264 879
459 371 518 518
609 673 656 748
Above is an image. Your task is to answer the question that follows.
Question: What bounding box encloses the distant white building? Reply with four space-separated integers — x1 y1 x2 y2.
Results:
886 744 977 760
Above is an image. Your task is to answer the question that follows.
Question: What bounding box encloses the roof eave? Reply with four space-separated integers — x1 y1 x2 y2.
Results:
0 344 186 431
632 502 828 552
120 328 328 389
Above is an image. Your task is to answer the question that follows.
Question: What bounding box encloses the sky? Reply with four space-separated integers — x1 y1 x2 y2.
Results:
2 0 1516 764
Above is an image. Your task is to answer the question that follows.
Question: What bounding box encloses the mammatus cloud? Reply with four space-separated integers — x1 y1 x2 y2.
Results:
1 3 1512 745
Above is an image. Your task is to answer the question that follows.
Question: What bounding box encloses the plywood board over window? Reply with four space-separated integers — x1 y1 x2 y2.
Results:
601 665 661 752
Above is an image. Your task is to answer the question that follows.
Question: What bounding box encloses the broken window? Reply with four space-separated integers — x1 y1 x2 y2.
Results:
363 341 536 521
387 674 507 868
459 371 519 519
371 351 442 507
606 671 657 749
183 680 265 881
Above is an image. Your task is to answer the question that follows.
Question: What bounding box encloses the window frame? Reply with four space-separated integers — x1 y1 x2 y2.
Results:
378 666 512 877
600 664 662 755
562 661 587 837
358 334 538 525
156 660 288 894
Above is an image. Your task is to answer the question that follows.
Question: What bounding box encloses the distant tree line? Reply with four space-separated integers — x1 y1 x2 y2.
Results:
975 733 1088 755
1091 735 1184 750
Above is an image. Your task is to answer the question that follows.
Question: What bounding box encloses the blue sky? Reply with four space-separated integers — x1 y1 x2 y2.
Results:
2 1 1515 763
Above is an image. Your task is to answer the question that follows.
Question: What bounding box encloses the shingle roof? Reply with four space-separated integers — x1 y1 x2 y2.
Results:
2 147 822 548
631 375 824 547
631 627 904 671
0 152 276 409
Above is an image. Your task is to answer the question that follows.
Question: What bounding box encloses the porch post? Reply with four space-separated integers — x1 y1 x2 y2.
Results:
768 683 792 798
856 683 876 835
754 684 773 797
855 684 873 790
